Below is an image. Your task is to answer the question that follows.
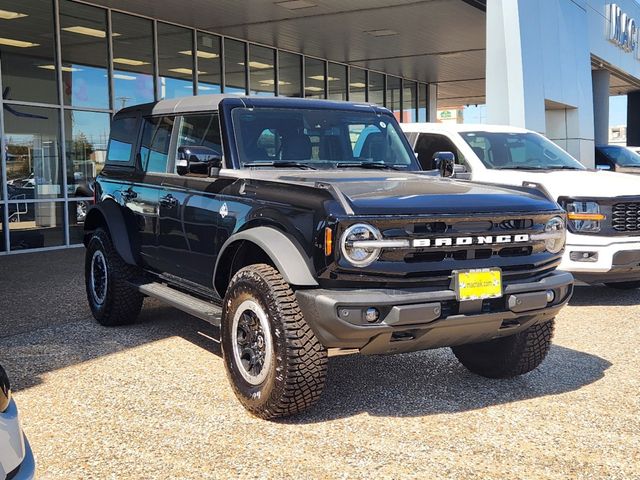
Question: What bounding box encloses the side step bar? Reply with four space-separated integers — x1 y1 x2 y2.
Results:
137 281 222 327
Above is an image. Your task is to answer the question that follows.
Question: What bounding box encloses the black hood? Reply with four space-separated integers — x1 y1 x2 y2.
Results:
247 170 559 215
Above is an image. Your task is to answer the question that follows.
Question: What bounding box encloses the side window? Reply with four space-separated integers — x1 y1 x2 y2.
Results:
139 116 175 173
106 116 138 164
414 133 466 170
177 113 223 156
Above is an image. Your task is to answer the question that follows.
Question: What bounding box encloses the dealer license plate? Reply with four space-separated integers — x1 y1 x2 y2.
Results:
453 269 502 301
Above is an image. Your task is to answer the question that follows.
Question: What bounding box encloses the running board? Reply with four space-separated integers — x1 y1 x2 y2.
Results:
137 282 222 327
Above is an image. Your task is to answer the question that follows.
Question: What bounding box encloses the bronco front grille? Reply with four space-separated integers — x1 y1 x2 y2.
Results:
612 203 640 232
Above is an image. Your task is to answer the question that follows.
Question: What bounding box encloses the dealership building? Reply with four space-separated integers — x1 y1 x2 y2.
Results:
0 0 639 254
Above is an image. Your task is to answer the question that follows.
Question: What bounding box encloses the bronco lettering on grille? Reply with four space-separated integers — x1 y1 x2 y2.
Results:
412 234 529 248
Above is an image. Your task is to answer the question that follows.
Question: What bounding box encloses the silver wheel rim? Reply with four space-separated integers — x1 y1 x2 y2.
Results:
90 249 108 306
231 299 273 386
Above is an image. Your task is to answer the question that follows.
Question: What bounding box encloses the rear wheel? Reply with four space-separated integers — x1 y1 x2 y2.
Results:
221 264 327 419
85 228 143 326
604 281 640 290
451 319 555 378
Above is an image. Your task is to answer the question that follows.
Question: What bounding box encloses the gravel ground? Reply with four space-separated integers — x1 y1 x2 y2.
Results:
1 249 639 479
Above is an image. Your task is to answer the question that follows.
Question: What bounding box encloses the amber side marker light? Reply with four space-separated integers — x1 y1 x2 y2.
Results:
567 212 606 221
324 227 333 256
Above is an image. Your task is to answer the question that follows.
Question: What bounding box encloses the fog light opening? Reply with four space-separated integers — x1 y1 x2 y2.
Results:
364 307 380 323
546 290 555 303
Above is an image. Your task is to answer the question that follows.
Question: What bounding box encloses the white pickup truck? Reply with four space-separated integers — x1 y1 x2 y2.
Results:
401 123 640 288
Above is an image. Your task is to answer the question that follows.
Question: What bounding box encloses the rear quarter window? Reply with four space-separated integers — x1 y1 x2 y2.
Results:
106 116 139 164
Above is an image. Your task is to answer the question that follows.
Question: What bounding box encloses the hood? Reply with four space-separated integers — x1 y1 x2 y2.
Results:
476 169 640 200
241 170 559 216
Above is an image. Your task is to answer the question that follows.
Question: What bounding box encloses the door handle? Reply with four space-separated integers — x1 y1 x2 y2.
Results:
120 188 137 201
159 194 179 208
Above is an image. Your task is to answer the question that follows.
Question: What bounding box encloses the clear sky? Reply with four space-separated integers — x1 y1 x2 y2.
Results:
461 95 628 127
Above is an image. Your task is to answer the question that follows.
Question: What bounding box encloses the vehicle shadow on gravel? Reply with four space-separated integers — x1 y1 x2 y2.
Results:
569 285 640 307
0 299 221 392
286 344 611 423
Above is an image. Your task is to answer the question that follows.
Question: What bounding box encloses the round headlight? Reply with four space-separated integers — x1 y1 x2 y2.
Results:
544 216 566 254
340 223 382 267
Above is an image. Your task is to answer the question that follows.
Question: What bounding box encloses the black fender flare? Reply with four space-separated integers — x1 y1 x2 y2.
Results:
83 201 138 265
214 226 319 292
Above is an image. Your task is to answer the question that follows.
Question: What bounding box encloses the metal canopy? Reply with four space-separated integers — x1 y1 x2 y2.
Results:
84 0 487 107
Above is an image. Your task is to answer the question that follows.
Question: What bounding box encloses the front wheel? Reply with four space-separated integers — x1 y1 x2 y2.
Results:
604 281 640 290
221 264 327 419
451 319 555 378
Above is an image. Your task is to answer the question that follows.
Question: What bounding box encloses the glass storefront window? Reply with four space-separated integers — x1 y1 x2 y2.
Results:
158 22 194 99
0 0 58 104
278 52 302 97
386 76 401 116
403 80 417 122
304 57 325 99
64 110 110 198
0 205 5 252
9 201 66 250
60 1 109 109
197 33 221 94
4 105 62 200
249 45 275 96
224 39 247 94
418 83 428 122
111 13 155 109
327 63 347 101
369 71 385 107
68 200 87 245
349 68 367 103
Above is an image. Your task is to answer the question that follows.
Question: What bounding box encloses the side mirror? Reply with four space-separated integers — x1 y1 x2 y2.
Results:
177 146 222 177
596 164 612 171
433 151 456 178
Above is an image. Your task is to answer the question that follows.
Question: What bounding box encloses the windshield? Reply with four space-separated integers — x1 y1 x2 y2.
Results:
232 107 419 170
460 131 585 171
599 146 640 167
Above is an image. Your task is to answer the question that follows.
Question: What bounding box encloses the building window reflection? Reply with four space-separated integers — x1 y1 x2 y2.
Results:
157 22 194 99
305 57 325 99
349 68 367 103
224 39 247 94
403 80 417 122
369 71 385 107
0 0 58 104
328 63 347 101
60 0 109 109
111 12 155 109
249 45 276 96
197 33 222 94
278 52 302 97
4 105 62 200
64 110 110 198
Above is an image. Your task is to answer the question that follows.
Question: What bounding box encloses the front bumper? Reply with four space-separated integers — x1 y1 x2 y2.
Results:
296 270 573 355
561 233 640 283
1 399 35 480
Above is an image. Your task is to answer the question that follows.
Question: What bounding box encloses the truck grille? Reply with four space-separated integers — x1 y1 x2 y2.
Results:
612 203 640 232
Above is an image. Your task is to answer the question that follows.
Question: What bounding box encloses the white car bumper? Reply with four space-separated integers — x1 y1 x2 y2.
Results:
561 233 640 283
0 399 35 480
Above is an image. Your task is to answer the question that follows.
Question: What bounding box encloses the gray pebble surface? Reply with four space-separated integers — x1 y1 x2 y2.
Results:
0 249 639 479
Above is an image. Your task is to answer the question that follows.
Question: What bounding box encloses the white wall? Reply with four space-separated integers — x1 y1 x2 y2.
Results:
486 0 596 166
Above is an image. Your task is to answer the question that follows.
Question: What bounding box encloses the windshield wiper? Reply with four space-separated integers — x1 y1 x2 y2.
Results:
545 165 583 170
494 166 548 170
335 162 405 170
243 161 317 170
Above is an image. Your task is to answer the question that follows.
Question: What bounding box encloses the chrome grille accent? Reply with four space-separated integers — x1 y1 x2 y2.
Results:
612 203 640 232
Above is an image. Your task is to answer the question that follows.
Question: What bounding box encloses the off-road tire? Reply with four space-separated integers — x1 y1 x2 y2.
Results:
85 228 143 326
451 319 555 378
221 264 328 419
604 281 640 290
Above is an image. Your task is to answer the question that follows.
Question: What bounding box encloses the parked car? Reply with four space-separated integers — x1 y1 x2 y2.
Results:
0 364 35 479
402 123 640 288
84 96 573 418
595 144 640 174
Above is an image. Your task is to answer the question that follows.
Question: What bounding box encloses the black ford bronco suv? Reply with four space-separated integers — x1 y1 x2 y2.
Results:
84 95 573 419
